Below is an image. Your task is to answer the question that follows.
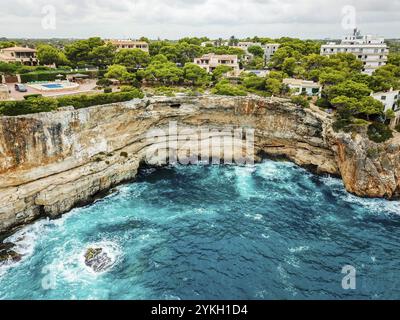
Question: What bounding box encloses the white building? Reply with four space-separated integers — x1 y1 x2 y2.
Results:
320 30 388 75
232 42 262 52
283 78 322 96
194 53 240 74
201 40 228 47
264 43 280 62
371 88 400 127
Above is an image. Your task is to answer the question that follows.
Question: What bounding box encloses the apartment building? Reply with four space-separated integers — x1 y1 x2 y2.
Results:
321 30 389 75
107 40 149 53
0 46 39 66
194 53 240 73
230 41 280 64
264 43 280 62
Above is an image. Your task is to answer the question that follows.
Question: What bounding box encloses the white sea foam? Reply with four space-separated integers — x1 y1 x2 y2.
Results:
289 246 310 254
244 213 264 221
234 166 256 199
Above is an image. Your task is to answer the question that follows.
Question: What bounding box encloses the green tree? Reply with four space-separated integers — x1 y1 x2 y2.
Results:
37 44 70 67
65 37 105 67
183 63 210 86
282 57 297 76
142 55 183 85
0 41 16 49
388 53 400 67
212 79 247 96
228 36 239 46
327 80 371 100
89 43 116 69
266 78 283 95
212 65 234 81
319 70 347 86
114 49 150 70
105 64 135 84
248 45 264 58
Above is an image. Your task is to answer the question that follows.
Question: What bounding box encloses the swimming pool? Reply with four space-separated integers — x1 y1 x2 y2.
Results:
41 84 64 89
27 81 80 92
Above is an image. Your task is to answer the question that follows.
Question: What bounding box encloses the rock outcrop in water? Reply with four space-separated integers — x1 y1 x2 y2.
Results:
0 95 399 235
84 247 113 273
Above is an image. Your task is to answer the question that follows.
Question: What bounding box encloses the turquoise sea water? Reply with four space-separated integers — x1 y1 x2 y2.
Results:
1 160 400 300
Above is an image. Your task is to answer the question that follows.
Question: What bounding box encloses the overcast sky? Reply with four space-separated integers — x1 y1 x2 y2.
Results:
0 0 399 39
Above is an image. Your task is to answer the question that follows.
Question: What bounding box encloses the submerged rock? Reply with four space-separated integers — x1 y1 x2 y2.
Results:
0 243 22 263
84 247 113 273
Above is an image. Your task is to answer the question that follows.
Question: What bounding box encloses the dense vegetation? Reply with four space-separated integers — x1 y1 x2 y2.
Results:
1 37 400 142
0 89 143 116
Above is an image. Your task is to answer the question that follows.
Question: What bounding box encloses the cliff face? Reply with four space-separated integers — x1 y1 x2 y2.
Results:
0 96 399 235
327 128 400 199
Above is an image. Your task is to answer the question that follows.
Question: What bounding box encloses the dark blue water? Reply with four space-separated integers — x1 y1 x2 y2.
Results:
1 161 400 300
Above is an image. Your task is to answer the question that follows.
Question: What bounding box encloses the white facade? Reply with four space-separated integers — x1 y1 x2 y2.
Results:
371 89 400 127
264 43 280 62
232 42 262 52
283 78 322 96
194 53 240 73
321 32 388 75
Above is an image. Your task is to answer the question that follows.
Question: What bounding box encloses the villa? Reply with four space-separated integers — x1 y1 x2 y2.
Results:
283 78 322 96
232 41 262 52
371 88 400 127
107 40 149 53
320 30 388 75
194 53 240 74
0 46 39 66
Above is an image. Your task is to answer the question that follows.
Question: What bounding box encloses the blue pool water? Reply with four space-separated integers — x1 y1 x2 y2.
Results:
42 83 63 89
1 161 400 300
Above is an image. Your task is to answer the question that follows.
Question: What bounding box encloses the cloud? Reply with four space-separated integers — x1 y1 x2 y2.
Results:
0 0 399 39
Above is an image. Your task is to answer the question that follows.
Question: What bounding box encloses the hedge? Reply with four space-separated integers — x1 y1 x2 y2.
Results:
0 89 144 116
19 70 106 83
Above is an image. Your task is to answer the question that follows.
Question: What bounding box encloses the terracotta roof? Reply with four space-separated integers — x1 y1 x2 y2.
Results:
1 46 37 53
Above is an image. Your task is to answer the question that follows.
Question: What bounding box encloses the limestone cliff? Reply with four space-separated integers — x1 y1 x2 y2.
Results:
0 96 399 235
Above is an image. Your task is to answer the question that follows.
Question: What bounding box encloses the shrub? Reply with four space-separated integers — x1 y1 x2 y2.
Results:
395 124 400 133
367 122 393 143
96 78 112 87
120 86 135 92
104 87 112 93
333 118 352 133
212 80 247 96
24 94 43 100
0 98 58 116
0 90 144 116
290 95 310 108
154 86 177 97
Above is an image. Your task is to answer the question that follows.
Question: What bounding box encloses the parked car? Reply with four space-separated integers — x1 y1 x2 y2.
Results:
14 84 28 92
